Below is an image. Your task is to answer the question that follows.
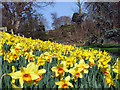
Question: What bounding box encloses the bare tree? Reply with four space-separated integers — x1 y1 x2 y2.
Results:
51 12 57 21
2 2 53 33
51 15 71 29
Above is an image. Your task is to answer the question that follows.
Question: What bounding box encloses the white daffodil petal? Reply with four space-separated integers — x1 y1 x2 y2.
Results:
69 69 75 74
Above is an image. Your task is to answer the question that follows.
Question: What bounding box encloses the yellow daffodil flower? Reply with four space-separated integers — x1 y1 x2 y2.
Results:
51 61 68 78
55 76 73 88
11 62 40 88
89 59 95 68
69 65 83 81
101 66 111 76
104 73 115 87
77 59 89 74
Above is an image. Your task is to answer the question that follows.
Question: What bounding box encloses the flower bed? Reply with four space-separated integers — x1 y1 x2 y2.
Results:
0 31 120 89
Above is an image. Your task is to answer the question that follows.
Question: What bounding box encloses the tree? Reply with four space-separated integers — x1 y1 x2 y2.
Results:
51 12 57 21
86 2 120 43
51 15 71 29
72 12 85 24
73 0 91 25
19 11 48 32
71 0 92 40
2 2 53 33
2 2 32 33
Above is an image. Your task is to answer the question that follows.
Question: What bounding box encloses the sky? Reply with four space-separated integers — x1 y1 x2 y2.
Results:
39 2 78 30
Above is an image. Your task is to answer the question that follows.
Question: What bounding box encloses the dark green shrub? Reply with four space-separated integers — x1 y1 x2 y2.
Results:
20 31 49 41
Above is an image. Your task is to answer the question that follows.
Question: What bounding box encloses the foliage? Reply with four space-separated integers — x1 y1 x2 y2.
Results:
86 2 119 43
85 43 102 47
21 31 49 41
104 28 120 43
72 13 84 24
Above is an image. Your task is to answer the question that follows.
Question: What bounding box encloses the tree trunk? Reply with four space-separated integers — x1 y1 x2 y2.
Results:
14 15 21 33
14 20 20 33
78 0 81 15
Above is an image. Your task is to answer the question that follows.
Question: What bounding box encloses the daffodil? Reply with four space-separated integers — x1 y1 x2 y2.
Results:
89 59 95 68
69 64 83 81
101 65 111 76
40 52 52 62
11 62 40 88
97 58 109 69
33 65 46 85
25 63 46 86
14 43 21 52
112 58 120 79
58 54 65 61
103 51 108 56
25 51 35 62
6 53 14 63
10 49 20 60
37 56 45 66
55 76 73 88
104 73 115 87
65 56 74 68
51 61 68 79
77 59 89 74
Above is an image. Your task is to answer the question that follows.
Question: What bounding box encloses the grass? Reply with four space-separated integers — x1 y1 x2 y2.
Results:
103 43 120 47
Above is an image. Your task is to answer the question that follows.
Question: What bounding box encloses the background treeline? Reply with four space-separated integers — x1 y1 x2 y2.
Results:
49 2 120 44
1 2 120 43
